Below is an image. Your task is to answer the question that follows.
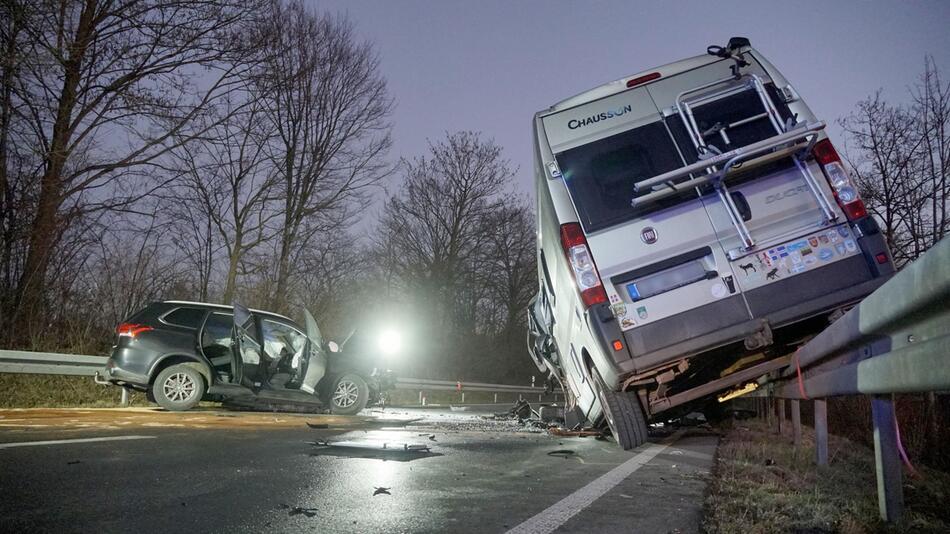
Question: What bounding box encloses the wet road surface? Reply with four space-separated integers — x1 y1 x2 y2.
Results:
0 406 717 533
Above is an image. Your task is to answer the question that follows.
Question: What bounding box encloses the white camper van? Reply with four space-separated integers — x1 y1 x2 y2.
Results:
528 38 894 449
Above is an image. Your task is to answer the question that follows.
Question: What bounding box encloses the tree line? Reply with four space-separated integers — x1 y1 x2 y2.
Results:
0 0 538 382
1 1 946 383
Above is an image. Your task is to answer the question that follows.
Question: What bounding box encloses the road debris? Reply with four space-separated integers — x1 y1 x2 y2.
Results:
547 449 576 458
305 422 329 429
316 440 430 452
278 504 319 518
373 487 391 496
547 427 604 438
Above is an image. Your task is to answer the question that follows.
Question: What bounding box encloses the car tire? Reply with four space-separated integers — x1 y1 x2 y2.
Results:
592 367 648 450
153 364 205 411
328 374 368 415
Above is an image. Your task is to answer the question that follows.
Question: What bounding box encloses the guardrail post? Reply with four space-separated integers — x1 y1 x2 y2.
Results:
777 398 785 434
494 393 498 403
871 395 904 523
791 399 802 448
120 387 130 407
766 397 772 427
461 392 465 403
814 399 828 466
418 391 423 405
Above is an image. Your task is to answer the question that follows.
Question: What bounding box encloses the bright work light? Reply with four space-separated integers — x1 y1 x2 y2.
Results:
378 328 402 357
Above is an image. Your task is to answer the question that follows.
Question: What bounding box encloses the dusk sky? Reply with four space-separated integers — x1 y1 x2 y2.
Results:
316 0 950 214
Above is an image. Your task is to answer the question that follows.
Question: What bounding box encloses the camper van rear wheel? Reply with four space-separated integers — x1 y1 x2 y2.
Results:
592 368 648 450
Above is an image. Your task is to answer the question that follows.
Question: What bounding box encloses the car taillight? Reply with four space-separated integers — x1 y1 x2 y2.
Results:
559 223 608 308
116 323 153 338
813 139 868 220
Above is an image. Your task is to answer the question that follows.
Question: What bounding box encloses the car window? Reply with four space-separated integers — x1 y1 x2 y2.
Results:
162 307 207 329
201 312 234 365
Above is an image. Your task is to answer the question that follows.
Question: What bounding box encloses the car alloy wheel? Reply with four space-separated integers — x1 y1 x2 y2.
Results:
332 379 360 408
163 372 197 402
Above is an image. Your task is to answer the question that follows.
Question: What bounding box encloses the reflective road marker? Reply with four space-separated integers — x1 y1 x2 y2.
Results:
0 435 156 449
505 430 685 534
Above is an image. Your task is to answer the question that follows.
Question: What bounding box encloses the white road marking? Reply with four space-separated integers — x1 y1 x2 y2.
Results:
0 435 156 449
505 430 685 534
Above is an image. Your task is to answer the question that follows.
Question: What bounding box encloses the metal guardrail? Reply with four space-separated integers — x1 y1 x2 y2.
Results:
395 377 547 394
747 237 949 524
0 351 550 399
0 350 107 376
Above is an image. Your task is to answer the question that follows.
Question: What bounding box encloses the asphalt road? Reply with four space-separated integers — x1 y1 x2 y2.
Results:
0 406 717 533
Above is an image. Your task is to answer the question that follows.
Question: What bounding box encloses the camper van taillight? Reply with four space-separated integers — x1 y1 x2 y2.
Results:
559 223 608 308
813 139 868 220
626 72 661 88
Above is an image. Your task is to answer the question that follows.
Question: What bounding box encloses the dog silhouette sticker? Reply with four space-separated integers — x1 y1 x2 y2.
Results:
766 268 779 280
739 262 756 275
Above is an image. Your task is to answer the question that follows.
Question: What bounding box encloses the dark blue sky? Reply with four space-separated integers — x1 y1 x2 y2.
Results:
316 0 950 202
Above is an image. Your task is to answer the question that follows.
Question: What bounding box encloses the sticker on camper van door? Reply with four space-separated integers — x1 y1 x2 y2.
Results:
710 282 728 299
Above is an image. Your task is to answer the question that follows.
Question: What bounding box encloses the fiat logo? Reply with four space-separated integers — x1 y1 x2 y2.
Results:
640 227 658 244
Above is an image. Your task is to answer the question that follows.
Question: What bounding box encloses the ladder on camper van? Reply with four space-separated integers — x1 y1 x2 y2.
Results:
673 73 839 255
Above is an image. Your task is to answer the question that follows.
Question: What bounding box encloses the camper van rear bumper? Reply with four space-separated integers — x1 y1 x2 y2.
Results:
601 255 889 382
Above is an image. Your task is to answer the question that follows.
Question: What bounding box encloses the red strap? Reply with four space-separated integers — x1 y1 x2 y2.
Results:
795 349 810 400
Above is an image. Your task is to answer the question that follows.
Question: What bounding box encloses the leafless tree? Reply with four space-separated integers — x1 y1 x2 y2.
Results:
252 0 393 311
377 131 530 378
1 0 266 342
480 202 537 340
839 58 950 266
911 57 950 249
167 94 279 303
840 93 923 263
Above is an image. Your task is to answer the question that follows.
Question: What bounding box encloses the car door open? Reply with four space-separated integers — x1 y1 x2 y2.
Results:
299 308 328 395
231 302 263 388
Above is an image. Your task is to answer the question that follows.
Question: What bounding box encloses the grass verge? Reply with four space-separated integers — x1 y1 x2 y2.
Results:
0 374 149 408
703 418 950 533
